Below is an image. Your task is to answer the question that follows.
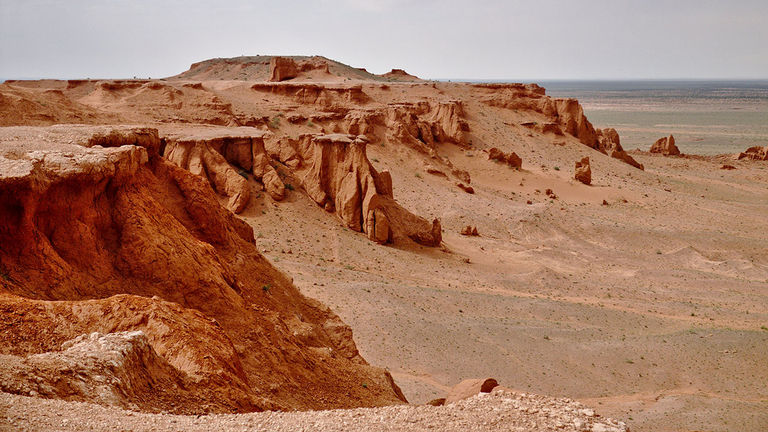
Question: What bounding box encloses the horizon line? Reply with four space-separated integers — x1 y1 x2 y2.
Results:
3 76 768 83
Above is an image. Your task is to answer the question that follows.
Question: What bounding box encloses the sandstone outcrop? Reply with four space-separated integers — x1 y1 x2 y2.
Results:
460 226 479 236
650 135 681 156
474 84 644 170
552 98 599 148
298 57 331 74
457 183 475 194
452 168 471 184
0 125 407 413
163 129 286 211
0 331 208 412
298 133 441 246
575 157 592 185
488 147 523 169
383 101 470 153
161 127 441 247
269 57 299 82
596 128 645 170
251 82 369 106
737 145 768 161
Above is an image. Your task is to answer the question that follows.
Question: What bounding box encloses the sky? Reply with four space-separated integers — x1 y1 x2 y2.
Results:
1 0 766 80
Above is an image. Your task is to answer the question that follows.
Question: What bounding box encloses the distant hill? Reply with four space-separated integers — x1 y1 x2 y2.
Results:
168 55 421 82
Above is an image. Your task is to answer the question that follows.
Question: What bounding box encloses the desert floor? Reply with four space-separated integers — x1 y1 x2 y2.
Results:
249 143 768 431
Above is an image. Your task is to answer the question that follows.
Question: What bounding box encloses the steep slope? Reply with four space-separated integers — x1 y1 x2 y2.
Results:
0 125 406 413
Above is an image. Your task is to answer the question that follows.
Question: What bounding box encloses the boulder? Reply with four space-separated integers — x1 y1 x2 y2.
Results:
575 157 592 185
457 183 475 194
269 57 299 82
424 163 448 177
445 378 499 404
488 147 522 169
650 135 681 156
737 145 768 161
451 168 471 184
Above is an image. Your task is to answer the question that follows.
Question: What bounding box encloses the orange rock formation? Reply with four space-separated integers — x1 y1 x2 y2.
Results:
574 157 592 185
650 135 681 156
0 126 406 413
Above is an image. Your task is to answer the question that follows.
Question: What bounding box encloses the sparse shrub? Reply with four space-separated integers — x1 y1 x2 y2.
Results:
285 183 295 191
262 284 270 292
269 117 280 129
237 169 248 179
554 166 560 171
415 172 422 178
306 120 314 127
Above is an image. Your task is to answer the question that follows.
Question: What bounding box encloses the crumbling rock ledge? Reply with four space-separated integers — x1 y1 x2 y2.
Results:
0 331 204 412
0 125 407 413
160 126 442 247
251 82 369 105
162 128 285 212
476 84 644 170
298 133 442 246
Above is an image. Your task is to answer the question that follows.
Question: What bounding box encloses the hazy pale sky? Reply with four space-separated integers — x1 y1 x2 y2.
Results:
1 0 766 80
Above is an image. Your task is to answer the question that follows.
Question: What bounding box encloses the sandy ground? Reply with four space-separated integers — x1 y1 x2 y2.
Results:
244 98 768 431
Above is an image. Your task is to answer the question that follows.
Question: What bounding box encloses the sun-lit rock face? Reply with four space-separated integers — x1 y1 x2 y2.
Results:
0 125 407 413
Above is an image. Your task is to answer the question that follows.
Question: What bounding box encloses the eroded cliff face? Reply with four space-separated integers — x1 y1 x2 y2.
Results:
297 133 441 246
473 83 644 170
0 126 407 414
0 65 653 251
158 126 441 247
